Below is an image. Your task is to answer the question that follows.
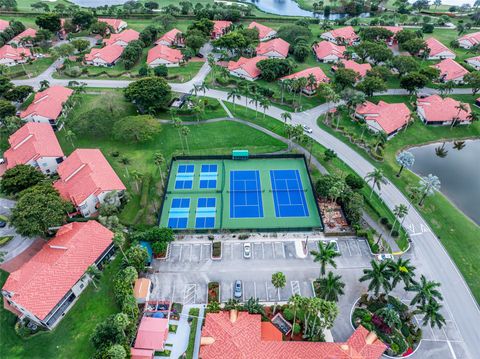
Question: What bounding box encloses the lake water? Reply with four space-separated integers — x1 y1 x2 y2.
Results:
409 140 480 225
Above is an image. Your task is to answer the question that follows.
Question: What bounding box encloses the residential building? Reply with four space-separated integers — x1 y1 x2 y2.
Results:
9 28 37 46
20 85 74 130
256 38 290 59
1 221 114 330
355 100 411 138
155 28 184 47
313 41 346 63
432 58 469 83
54 149 126 217
424 37 455 60
200 310 386 359
0 19 9 32
134 278 152 304
84 44 124 67
0 45 32 67
321 26 359 45
248 21 277 41
417 95 472 126
458 31 480 49
280 67 330 95
2 123 65 175
334 59 372 78
228 56 267 81
381 26 403 45
211 20 232 39
465 55 480 70
98 18 127 33
147 44 183 67
103 29 139 47
132 316 169 352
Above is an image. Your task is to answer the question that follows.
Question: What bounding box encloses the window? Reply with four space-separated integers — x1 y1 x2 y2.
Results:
56 157 64 164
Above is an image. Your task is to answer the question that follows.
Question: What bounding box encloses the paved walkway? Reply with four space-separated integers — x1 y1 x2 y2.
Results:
164 305 191 359
192 305 205 359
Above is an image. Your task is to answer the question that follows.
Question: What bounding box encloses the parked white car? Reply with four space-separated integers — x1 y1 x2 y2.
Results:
377 253 394 261
243 243 251 259
302 125 313 133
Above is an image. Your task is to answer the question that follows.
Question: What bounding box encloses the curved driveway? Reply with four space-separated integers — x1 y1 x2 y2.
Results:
12 64 480 359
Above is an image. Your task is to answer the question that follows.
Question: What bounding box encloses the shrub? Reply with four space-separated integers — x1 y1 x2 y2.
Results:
292 323 301 335
111 151 120 157
212 242 221 257
114 115 162 143
282 307 294 321
380 217 389 225
391 230 399 238
238 234 249 240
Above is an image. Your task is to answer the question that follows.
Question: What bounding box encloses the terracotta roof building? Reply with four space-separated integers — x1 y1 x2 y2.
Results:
280 67 330 95
147 44 183 67
228 55 267 81
134 278 152 304
200 310 386 359
20 85 73 130
3 123 65 175
98 18 127 33
256 38 290 59
417 94 472 126
54 149 126 217
85 44 124 67
465 55 480 70
321 26 359 45
133 316 169 352
313 41 346 63
131 348 154 359
103 29 139 47
355 100 411 137
0 45 32 67
212 20 232 39
336 59 372 78
155 28 184 47
424 37 455 60
0 19 9 32
9 28 37 46
1 221 114 329
432 58 469 83
248 21 277 41
458 31 480 49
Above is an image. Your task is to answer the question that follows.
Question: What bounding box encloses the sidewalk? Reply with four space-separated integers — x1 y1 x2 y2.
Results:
362 212 400 253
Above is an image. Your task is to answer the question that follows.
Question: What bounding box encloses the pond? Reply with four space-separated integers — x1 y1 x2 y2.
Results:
408 139 480 225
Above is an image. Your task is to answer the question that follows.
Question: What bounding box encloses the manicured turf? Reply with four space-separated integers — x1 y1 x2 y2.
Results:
159 156 322 230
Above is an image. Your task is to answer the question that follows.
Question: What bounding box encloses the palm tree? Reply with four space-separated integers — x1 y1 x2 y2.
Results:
238 80 249 108
416 299 446 329
249 94 262 119
181 126 190 154
391 204 408 235
418 174 441 206
130 170 143 192
408 274 443 306
452 102 468 129
112 231 127 260
271 272 286 314
86 265 102 289
173 117 184 152
359 260 393 297
365 168 387 198
314 271 345 302
300 134 314 166
388 257 416 290
40 80 50 90
154 152 166 187
281 112 292 124
64 129 76 147
467 111 479 126
227 88 241 113
288 294 302 338
374 131 387 153
259 97 271 119
395 151 415 177
310 241 340 277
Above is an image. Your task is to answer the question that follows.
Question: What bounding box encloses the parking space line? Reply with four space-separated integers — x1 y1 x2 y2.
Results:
179 245 183 261
200 244 203 261
282 243 286 258
345 241 352 256
265 281 269 301
353 240 361 253
291 281 301 296
254 282 257 299
189 245 193 262
262 242 265 259
231 244 234 260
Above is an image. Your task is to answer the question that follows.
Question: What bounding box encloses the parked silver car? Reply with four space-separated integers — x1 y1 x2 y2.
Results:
234 280 242 299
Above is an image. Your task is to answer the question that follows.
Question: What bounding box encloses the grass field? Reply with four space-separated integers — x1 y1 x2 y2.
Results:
8 57 56 79
0 257 120 359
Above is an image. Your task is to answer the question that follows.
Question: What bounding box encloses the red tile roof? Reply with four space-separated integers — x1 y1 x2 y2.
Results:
425 37 455 58
134 317 169 350
0 45 31 61
323 26 358 44
356 100 411 135
256 38 290 58
2 221 113 320
131 348 154 359
20 85 73 121
432 58 469 81
10 28 36 43
339 59 372 77
228 56 267 79
156 28 183 46
85 44 124 64
313 41 345 60
200 311 386 359
281 67 330 89
4 123 64 169
213 20 232 36
98 18 126 32
54 149 126 206
0 19 10 31
260 322 283 341
103 29 139 46
248 21 276 40
147 44 183 65
458 31 480 46
380 26 403 34
417 94 471 123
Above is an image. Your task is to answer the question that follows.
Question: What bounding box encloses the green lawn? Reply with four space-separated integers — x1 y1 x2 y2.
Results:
185 308 200 359
12 0 71 12
7 57 56 80
0 258 120 359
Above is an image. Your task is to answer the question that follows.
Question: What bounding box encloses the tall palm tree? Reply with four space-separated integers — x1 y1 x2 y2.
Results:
130 170 143 192
112 231 127 260
281 111 292 123
227 88 241 113
416 299 447 329
395 151 415 177
418 174 441 206
64 129 76 147
359 260 393 297
314 271 345 302
467 111 479 126
391 204 408 235
408 274 443 306
453 102 468 129
86 265 102 289
173 117 185 152
365 168 387 198
238 80 249 108
288 294 302 338
310 241 340 277
271 272 286 314
259 97 271 119
154 152 166 187
388 257 416 290
181 126 190 154
249 94 262 119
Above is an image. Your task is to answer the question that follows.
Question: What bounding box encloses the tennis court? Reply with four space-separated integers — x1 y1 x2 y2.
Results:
159 155 323 231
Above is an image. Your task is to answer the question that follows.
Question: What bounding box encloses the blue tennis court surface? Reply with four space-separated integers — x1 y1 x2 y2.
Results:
230 170 264 218
199 164 218 189
270 170 309 217
168 198 190 229
195 197 216 228
175 164 194 189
